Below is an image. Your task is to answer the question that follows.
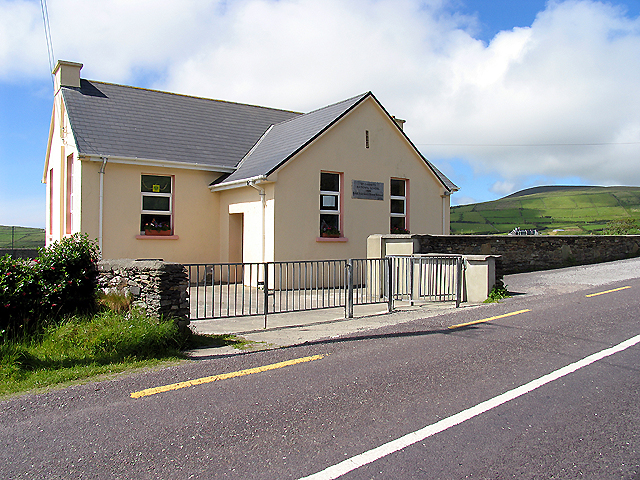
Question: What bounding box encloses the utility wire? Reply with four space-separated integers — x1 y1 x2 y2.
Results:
416 142 640 147
40 0 55 90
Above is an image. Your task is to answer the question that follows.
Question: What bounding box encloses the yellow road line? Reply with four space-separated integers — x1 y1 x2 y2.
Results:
131 354 325 399
586 286 631 297
448 309 531 330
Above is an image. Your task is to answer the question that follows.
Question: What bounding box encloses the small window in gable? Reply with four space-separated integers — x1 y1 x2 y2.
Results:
141 174 173 235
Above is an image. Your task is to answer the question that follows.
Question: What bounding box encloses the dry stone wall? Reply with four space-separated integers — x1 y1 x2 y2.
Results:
98 259 189 321
0 249 39 259
416 235 640 278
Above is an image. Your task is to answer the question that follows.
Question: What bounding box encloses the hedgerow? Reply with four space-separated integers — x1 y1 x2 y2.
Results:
0 234 99 338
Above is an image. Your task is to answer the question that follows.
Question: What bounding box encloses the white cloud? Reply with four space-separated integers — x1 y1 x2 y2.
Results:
490 180 517 196
414 0 640 185
451 195 478 206
0 0 49 79
2 0 640 193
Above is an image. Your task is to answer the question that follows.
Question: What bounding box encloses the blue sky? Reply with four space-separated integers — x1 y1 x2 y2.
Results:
1 0 640 227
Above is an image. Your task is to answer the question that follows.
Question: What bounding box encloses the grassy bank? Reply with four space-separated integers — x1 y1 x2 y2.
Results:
0 310 246 398
451 186 640 235
0 225 45 249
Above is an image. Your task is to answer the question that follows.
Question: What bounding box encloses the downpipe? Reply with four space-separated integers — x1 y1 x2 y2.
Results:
98 157 108 257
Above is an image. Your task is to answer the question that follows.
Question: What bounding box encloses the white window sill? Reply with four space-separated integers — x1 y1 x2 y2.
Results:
316 236 348 243
136 234 179 240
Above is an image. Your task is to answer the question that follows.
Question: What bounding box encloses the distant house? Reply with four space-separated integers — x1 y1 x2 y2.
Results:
44 60 458 264
509 227 539 236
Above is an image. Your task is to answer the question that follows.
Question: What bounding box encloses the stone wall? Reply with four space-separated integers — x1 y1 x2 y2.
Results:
0 248 39 259
416 234 640 278
97 259 190 321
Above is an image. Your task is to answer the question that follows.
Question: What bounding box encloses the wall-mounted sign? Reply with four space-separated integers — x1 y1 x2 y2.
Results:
352 180 384 200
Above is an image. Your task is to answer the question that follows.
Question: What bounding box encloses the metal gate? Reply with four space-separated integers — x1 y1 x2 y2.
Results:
186 255 463 326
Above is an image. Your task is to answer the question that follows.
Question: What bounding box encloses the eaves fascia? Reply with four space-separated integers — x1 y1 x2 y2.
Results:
209 175 269 192
82 154 236 173
42 104 56 183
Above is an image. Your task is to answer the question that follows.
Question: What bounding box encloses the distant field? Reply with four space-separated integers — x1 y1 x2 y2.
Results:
0 225 45 249
450 186 640 235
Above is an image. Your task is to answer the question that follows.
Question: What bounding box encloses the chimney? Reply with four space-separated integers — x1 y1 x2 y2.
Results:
392 116 406 131
53 60 83 93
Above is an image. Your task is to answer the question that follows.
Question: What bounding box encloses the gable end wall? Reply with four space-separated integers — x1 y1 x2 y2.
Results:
272 96 447 261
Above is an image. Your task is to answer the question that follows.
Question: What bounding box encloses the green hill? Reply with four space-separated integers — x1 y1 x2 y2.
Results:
0 225 46 249
450 186 640 235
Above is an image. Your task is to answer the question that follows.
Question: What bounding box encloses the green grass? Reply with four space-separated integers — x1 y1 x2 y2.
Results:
0 225 45 249
483 282 512 303
0 310 248 398
451 186 640 235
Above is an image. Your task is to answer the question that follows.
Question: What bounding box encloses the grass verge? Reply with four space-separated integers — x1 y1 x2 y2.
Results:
0 309 247 399
483 282 512 303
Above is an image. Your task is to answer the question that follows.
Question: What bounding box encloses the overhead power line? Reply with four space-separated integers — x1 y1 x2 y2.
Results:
40 0 55 89
416 141 640 147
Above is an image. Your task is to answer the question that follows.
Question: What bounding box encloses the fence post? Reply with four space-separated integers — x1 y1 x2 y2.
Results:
456 256 463 308
410 257 415 306
387 257 394 313
346 259 354 318
263 263 269 328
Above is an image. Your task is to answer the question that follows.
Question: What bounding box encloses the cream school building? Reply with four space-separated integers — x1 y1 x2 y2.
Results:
44 61 457 264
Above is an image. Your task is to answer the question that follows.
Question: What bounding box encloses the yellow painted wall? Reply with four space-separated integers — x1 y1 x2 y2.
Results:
79 159 100 241
45 95 81 246
46 86 224 264
218 184 275 264
94 162 221 263
272 96 447 261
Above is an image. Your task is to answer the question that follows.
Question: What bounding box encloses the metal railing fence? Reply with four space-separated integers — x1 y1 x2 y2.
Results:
388 255 463 305
187 255 463 326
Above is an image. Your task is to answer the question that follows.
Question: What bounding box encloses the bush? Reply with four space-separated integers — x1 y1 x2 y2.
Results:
484 281 511 303
602 219 640 235
0 234 99 338
0 256 39 331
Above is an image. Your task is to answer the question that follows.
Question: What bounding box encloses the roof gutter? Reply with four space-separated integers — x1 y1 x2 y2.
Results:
209 175 268 192
82 154 235 173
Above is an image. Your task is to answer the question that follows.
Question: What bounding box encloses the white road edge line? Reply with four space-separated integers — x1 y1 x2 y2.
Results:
298 333 640 480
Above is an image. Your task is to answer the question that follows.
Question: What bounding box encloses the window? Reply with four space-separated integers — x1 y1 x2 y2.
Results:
48 168 54 239
320 172 341 237
141 175 173 235
65 154 73 234
390 178 409 233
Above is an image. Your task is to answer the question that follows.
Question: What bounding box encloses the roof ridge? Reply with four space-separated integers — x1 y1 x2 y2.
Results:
72 79 303 115
270 92 370 128
304 91 370 114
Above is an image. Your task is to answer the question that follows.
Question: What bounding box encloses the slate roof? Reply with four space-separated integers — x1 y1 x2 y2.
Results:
215 91 458 192
61 80 300 168
219 93 369 184
61 80 457 191
426 162 458 192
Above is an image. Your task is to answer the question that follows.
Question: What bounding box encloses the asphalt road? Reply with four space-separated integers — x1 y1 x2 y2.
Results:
2 263 640 479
